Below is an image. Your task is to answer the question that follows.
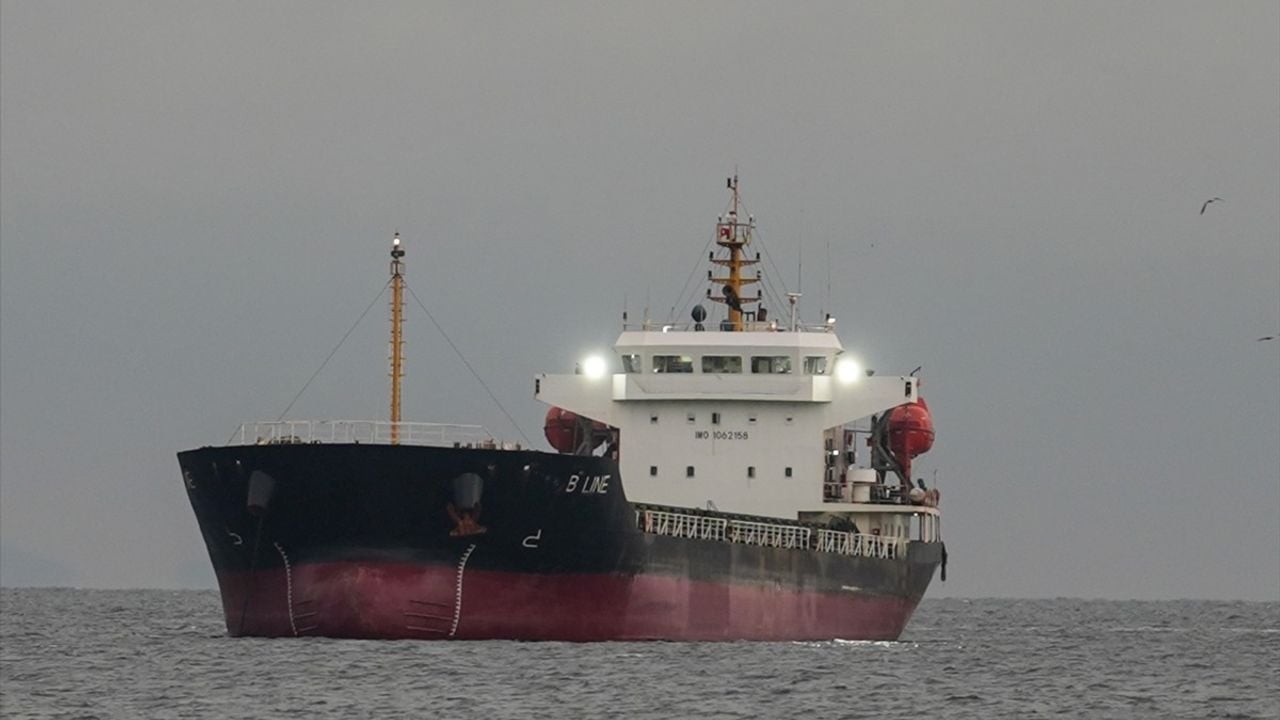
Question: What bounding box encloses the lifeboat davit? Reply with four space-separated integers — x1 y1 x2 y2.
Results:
543 406 608 454
886 397 935 483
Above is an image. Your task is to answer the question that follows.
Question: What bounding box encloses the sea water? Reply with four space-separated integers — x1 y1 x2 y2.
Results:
1 589 1276 719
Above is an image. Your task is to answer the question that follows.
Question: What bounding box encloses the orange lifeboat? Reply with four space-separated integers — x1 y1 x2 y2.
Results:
543 406 608 454
886 397 935 482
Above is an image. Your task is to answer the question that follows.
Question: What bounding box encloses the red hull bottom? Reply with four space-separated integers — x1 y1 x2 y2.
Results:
218 561 921 641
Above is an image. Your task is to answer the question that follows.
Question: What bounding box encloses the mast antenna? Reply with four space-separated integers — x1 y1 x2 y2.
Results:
708 174 760 330
389 231 406 444
825 239 831 317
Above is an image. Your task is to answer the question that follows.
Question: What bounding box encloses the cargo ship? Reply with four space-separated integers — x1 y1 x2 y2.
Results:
178 177 946 640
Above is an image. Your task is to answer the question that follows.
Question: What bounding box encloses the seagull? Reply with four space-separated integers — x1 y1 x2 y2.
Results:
1200 197 1223 215
1259 336 1277 342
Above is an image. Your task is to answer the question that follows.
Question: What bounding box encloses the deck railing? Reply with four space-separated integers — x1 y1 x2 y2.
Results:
231 420 498 448
637 508 909 559
641 510 728 541
814 528 906 559
823 482 906 505
621 321 836 333
727 519 811 549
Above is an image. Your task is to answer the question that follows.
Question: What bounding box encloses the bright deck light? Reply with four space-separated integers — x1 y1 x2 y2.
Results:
583 355 608 379
835 357 861 384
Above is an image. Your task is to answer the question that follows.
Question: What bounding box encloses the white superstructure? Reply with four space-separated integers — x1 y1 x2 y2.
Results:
534 175 941 543
536 327 916 518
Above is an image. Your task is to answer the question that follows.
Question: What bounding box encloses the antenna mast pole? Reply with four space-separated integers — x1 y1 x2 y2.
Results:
709 174 759 330
389 232 405 444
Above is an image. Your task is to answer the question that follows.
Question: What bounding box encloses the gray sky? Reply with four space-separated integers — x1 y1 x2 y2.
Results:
2 1 1277 600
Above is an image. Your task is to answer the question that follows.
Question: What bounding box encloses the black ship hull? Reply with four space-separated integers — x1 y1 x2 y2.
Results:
178 444 942 640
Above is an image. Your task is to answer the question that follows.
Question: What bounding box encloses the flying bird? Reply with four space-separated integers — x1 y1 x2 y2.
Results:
1200 197 1223 215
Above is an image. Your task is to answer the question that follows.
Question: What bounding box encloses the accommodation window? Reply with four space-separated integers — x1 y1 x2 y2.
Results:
748 415 757 424
686 466 695 478
785 416 794 425
621 354 642 373
650 466 658 476
686 412 696 424
785 467 793 478
711 412 721 425
747 466 756 478
701 355 743 373
803 356 828 374
652 355 694 373
751 356 792 374
650 414 659 424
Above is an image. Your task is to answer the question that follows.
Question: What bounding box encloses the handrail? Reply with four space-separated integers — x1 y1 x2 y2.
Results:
641 510 728 541
823 482 914 506
814 529 907 559
637 509 909 559
727 519 811 549
230 420 499 448
621 321 835 333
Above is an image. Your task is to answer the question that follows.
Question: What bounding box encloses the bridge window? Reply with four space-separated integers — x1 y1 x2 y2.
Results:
653 355 694 373
621 354 642 373
803 356 828 375
701 355 742 373
751 356 792 374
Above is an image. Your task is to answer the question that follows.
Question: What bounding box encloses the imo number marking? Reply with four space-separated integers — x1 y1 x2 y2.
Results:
694 430 749 440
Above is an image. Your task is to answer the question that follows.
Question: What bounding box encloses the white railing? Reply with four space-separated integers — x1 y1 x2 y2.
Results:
231 420 498 449
823 482 909 505
815 528 854 554
640 510 728 541
727 519 811 549
636 508 909 559
815 529 907 559
622 321 836 333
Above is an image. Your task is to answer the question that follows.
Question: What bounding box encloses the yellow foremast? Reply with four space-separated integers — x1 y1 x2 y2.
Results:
389 232 405 444
708 175 760 330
